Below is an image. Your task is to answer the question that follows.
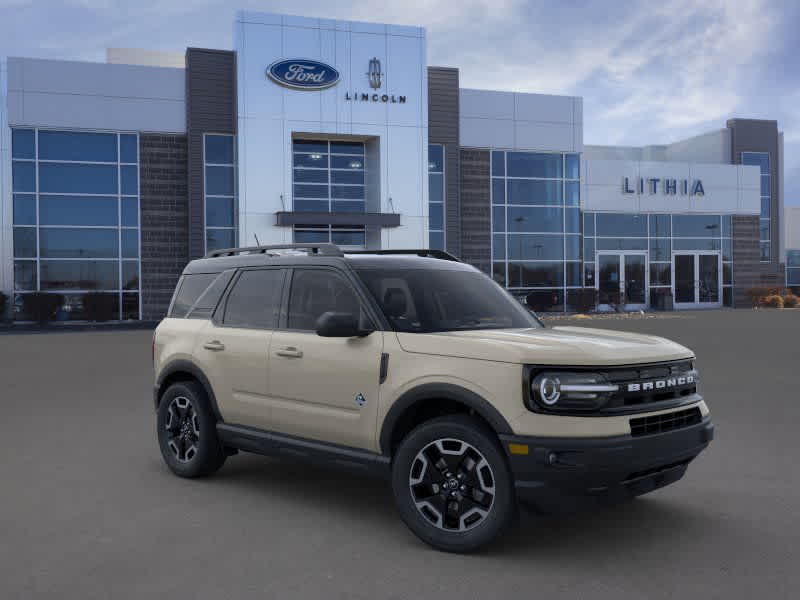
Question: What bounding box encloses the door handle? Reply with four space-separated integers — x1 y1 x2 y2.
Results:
275 346 303 359
203 340 225 352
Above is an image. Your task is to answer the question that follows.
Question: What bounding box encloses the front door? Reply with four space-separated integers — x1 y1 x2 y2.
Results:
596 252 648 310
672 252 721 309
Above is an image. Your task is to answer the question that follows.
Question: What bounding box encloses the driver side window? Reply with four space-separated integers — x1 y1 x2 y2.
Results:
286 269 365 331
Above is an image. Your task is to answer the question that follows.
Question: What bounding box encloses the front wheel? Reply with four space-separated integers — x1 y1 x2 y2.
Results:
391 415 516 553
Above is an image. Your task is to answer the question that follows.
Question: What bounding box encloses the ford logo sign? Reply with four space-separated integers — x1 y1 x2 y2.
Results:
267 59 340 90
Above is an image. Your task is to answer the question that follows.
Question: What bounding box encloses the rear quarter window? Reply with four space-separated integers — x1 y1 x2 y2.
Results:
169 273 219 318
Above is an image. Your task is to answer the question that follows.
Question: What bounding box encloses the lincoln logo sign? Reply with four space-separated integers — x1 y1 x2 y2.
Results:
266 59 340 90
623 176 705 196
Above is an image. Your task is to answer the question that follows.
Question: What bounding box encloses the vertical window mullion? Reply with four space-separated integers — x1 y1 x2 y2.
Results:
35 128 41 293
117 133 123 320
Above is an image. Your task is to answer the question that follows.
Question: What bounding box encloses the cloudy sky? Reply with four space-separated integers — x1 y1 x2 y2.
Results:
2 0 798 204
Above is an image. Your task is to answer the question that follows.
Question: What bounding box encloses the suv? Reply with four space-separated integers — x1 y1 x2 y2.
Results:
153 244 713 553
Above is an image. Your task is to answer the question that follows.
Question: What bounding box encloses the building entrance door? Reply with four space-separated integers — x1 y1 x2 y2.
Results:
672 252 722 309
596 252 648 311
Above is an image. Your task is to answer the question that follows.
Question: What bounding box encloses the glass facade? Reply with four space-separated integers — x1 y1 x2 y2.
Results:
11 128 141 320
291 139 366 248
788 250 800 288
428 144 445 250
491 150 580 311
742 152 771 261
204 134 237 253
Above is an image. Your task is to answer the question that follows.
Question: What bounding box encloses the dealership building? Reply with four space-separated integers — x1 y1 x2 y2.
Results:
0 10 794 320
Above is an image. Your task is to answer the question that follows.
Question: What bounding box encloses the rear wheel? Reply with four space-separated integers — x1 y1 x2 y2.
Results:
156 381 226 478
391 415 516 553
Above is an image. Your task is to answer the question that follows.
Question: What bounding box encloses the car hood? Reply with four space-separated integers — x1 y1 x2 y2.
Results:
395 326 693 366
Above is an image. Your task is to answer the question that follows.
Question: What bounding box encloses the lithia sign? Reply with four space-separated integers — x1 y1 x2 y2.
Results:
267 57 407 104
623 176 705 196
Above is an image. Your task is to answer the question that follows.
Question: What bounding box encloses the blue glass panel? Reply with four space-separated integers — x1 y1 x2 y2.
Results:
429 232 444 251
492 234 506 260
13 227 36 258
121 165 138 195
565 235 581 260
428 173 443 203
40 195 118 226
206 197 234 227
120 134 138 163
759 220 770 240
13 194 36 225
294 229 329 243
721 215 732 237
294 183 328 199
507 180 562 205
565 181 579 206
331 230 366 246
14 260 37 290
429 203 443 230
205 166 235 195
428 144 444 172
330 141 364 155
508 262 564 287
649 238 671 261
491 151 505 177
492 206 505 232
12 161 35 192
122 229 139 258
40 228 118 258
507 234 564 260
761 197 770 218
584 262 595 287
121 198 138 227
650 264 671 286
331 155 363 169
331 185 364 200
507 152 562 178
760 242 770 261
12 129 35 159
493 262 506 287
760 175 770 196
204 135 234 164
122 261 139 290
206 228 235 252
787 250 800 268
293 168 328 184
507 206 563 233
596 238 647 250
583 213 595 236
673 214 721 237
595 213 647 237
673 238 721 251
566 262 582 287
331 201 365 213
583 237 594 261
332 170 365 185
741 152 769 174
294 153 329 168
39 163 117 194
788 267 800 285
565 208 580 233
38 131 117 162
565 154 580 179
649 214 671 237
723 263 732 285
722 238 732 261
294 200 329 212
293 140 328 154
40 260 119 290
492 179 505 205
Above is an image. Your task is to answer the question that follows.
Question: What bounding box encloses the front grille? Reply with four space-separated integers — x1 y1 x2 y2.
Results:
629 407 702 437
603 360 697 411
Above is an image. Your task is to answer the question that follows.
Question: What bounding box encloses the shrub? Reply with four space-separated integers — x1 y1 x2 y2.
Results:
747 287 790 307
21 293 64 324
82 292 118 322
762 295 784 309
782 294 799 308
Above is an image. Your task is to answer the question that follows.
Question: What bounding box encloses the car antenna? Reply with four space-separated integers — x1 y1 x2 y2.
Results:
254 233 261 247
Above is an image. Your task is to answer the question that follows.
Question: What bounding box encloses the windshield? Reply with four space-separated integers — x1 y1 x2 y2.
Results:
356 268 541 333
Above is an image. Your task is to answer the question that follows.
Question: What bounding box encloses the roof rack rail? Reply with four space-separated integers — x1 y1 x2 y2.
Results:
204 243 344 259
345 249 460 262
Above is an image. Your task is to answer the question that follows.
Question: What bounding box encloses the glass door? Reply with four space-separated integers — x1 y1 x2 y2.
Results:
673 252 721 308
596 252 648 310
597 254 621 305
674 254 695 304
624 254 647 306
698 254 720 303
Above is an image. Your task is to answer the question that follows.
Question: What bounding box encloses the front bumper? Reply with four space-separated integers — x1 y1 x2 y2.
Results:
499 417 714 513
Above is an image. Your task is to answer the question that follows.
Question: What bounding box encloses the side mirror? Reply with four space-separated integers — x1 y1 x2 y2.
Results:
315 312 373 338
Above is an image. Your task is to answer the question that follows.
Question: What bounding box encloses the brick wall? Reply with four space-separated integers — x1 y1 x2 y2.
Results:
139 134 189 320
459 149 491 275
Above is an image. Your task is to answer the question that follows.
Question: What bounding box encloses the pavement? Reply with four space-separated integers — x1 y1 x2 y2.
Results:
1 309 798 599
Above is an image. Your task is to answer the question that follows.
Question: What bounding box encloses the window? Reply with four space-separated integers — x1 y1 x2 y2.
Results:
428 144 445 250
204 134 237 253
11 128 141 320
169 273 218 318
222 269 284 329
742 152 770 261
287 269 362 331
291 139 366 247
788 250 800 288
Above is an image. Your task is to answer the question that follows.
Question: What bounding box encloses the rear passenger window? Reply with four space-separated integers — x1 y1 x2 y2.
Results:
169 273 217 318
187 270 235 319
222 269 284 329
287 269 362 331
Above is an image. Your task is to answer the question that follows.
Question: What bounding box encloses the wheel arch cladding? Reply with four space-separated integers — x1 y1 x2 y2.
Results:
155 360 223 422
380 383 513 455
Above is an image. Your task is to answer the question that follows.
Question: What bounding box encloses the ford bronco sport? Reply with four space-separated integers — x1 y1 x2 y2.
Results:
153 244 713 553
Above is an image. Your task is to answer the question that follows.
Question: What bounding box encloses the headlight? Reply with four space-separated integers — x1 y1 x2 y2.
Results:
529 371 619 412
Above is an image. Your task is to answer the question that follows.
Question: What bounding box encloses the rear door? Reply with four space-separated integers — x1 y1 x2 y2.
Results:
194 268 285 428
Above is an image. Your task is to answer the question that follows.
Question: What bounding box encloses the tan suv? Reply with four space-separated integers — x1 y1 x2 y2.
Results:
153 244 713 553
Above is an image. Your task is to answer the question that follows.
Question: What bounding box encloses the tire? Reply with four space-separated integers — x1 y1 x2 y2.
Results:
156 381 226 478
391 415 516 553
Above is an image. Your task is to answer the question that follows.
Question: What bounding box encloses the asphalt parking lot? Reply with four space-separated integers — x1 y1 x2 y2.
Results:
1 309 798 599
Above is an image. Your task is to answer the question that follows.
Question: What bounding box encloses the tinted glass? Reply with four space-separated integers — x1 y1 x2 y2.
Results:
332 201 365 213
565 208 580 233
649 214 671 237
120 134 138 163
295 200 328 212
121 165 138 195
650 263 671 286
39 163 118 194
170 273 218 318
565 181 579 206
294 168 328 184
332 170 364 185
596 238 647 251
492 206 505 232
331 185 364 200
293 140 328 154
649 238 671 261
507 206 563 233
40 195 118 226
583 213 595 236
721 215 732 237
331 156 363 169
122 261 139 290
507 234 563 260
428 173 444 203
507 152 562 178
205 135 234 164
583 238 595 262
294 184 328 199
760 175 770 196
13 228 37 258
565 235 581 260
566 262 581 287
722 238 732 261
122 293 139 320
331 230 366 246
507 180 562 205
14 261 37 290
673 238 721 251
40 260 119 290
40 228 118 258
188 270 234 317
294 153 328 168
223 269 284 329
491 151 505 177
12 129 35 159
357 268 539 332
206 197 235 227
206 229 235 252
429 203 443 230
12 161 35 192
330 141 364 155
508 262 564 287
595 213 647 237
288 269 361 331
673 214 721 237
429 231 444 251
787 250 800 268
38 131 117 162
122 229 139 258
741 152 769 174
13 194 36 225
428 145 444 172
492 179 505 205
493 235 506 260
565 154 580 179
294 229 328 243
121 198 139 226
206 166 235 195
